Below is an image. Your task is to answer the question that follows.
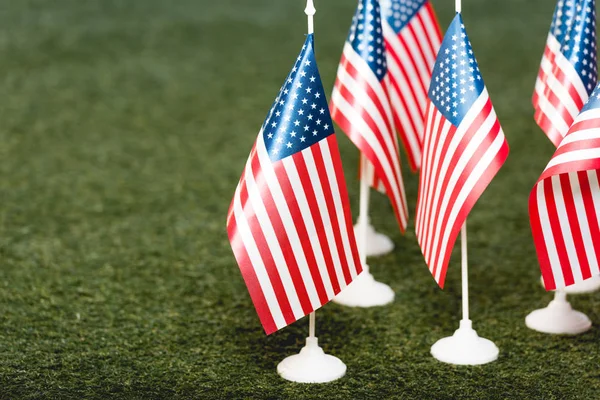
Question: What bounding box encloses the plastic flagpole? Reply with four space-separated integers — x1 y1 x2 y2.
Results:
353 157 395 257
333 156 395 307
276 1 347 383
461 225 468 323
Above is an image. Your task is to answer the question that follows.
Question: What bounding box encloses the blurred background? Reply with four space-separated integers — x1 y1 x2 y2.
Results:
0 0 598 398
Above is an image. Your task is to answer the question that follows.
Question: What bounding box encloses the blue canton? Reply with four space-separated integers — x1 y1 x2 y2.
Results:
347 0 387 80
428 14 484 126
382 0 427 33
550 0 578 44
262 34 334 162
581 81 600 112
559 0 597 92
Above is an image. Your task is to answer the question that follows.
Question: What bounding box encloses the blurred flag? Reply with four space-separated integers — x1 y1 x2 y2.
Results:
331 0 408 232
530 83 600 290
415 14 509 287
533 0 597 146
227 34 362 334
381 0 442 171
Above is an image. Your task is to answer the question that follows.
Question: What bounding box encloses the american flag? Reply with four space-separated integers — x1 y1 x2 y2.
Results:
331 0 409 232
381 0 442 172
533 0 597 147
227 34 362 334
530 83 600 290
415 14 509 287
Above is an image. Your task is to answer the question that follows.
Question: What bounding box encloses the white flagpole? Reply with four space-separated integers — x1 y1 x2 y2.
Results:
455 0 461 13
277 1 348 382
305 0 317 342
461 223 469 322
358 155 371 271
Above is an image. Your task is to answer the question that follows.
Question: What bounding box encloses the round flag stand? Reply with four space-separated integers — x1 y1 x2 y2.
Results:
277 312 347 383
525 291 591 335
540 275 600 294
430 224 499 365
334 158 395 307
353 220 394 257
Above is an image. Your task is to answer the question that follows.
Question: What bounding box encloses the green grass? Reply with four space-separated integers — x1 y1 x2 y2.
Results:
0 0 599 398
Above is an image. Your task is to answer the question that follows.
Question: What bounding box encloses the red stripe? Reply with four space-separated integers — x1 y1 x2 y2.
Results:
341 52 395 136
436 141 509 287
553 138 600 158
397 31 427 103
331 104 406 230
529 183 557 290
578 170 600 280
541 158 600 181
308 144 352 285
239 177 296 326
424 101 492 265
543 177 575 286
326 135 363 279
332 78 405 212
387 36 426 116
227 208 278 334
534 106 566 147
273 160 329 305
252 156 314 316
429 105 500 275
291 152 341 293
559 173 591 280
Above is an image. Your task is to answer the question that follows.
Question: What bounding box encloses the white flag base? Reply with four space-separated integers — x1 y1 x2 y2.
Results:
525 296 592 335
277 337 346 383
353 221 394 257
540 275 600 294
332 268 394 307
430 319 499 365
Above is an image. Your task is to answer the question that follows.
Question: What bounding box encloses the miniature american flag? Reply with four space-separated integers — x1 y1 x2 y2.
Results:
533 0 597 147
381 0 442 171
331 0 408 232
530 83 600 290
227 34 362 334
415 14 509 287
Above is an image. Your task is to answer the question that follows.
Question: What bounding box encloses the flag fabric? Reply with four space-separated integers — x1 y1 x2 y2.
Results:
530 83 600 291
381 0 442 171
532 0 597 147
227 34 362 335
331 0 409 232
415 14 509 287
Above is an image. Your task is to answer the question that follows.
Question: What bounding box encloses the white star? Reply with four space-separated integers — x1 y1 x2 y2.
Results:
298 109 304 115
304 125 310 131
300 136 306 142
267 132 273 139
323 124 329 130
308 114 313 120
286 142 292 148
294 120 300 126
311 103 317 109
300 71 307 77
313 129 318 136
315 92 321 98
319 108 325 114
290 131 297 137
306 87 312 93
302 98 308 104
310 76 316 82
271 122 277 128
316 119 321 125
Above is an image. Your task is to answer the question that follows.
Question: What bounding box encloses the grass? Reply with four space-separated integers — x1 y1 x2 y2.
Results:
0 0 599 398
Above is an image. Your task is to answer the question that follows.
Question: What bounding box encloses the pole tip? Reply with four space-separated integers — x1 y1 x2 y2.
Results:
305 0 316 17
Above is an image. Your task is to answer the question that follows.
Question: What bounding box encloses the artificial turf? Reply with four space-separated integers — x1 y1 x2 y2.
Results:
0 0 599 398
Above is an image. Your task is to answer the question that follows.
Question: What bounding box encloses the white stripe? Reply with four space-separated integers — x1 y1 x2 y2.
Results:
281 155 335 301
338 51 399 170
383 22 427 108
331 87 408 227
416 104 436 235
552 174 583 282
342 43 394 121
232 183 287 329
247 142 304 319
543 67 582 118
545 148 600 170
387 79 422 164
553 46 588 102
319 139 360 280
433 129 505 281
428 99 498 272
301 148 347 291
586 170 600 277
573 108 600 123
569 171 598 280
536 181 566 288
415 6 439 67
400 19 431 90
421 91 489 262
420 111 449 255
387 58 425 133
535 90 571 137
558 128 600 147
